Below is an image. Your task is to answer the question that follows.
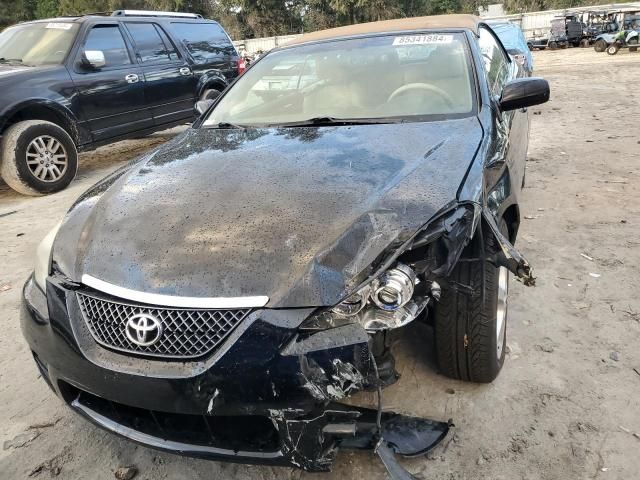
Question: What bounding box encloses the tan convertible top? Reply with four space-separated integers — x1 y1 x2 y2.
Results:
285 14 480 47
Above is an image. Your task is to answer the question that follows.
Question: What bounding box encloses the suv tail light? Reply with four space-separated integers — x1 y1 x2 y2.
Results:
237 57 246 75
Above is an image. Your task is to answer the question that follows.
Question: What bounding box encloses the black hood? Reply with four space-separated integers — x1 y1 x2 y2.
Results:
54 119 483 307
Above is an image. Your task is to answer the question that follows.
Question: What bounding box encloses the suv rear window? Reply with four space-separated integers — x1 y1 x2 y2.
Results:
170 22 232 64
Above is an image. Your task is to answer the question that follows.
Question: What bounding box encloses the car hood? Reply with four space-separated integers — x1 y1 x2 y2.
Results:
54 118 482 308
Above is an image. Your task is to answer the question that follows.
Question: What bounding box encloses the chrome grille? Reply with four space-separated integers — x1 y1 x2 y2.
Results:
77 292 251 359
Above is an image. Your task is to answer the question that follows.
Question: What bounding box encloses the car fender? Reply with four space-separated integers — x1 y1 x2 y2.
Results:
196 72 229 98
0 99 84 145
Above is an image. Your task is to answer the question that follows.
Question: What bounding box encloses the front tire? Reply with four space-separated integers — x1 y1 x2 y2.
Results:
434 220 510 383
607 45 619 55
594 39 607 52
0 120 78 195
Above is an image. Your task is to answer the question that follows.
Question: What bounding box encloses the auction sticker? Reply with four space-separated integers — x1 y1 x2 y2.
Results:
46 23 73 30
393 34 453 45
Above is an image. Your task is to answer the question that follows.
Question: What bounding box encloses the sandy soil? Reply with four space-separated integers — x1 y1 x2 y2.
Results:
1 48 639 480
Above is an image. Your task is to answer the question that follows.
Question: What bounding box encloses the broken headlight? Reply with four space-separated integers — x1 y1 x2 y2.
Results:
304 263 426 333
331 285 371 316
301 204 480 333
370 264 416 311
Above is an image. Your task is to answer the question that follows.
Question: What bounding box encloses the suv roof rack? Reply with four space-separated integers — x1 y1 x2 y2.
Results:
111 10 203 19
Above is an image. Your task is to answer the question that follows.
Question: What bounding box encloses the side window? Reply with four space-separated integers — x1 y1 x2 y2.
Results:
155 26 179 61
125 23 171 63
478 27 510 98
83 25 131 67
170 22 232 64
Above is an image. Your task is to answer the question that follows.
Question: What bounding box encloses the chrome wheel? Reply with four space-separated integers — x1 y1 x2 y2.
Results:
496 266 509 359
25 135 68 182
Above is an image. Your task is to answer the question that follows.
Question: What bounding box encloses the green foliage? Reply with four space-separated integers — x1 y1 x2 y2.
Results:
1 0 638 37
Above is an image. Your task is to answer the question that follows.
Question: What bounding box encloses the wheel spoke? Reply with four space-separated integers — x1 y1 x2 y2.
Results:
36 137 47 152
47 137 56 151
50 165 61 179
33 165 44 179
50 141 62 154
26 159 40 165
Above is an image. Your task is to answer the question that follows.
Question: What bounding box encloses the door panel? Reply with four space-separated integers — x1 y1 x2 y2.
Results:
70 24 152 142
70 23 153 141
124 22 197 126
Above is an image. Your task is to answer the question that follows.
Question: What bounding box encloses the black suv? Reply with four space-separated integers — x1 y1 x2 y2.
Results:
0 10 243 195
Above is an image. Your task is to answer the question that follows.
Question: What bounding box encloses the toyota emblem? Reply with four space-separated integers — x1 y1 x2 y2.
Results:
125 313 163 347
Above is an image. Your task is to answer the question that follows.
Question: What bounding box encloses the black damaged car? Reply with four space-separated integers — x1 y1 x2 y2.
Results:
21 14 549 477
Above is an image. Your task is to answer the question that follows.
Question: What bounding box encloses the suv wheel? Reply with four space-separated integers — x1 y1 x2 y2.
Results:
0 120 78 195
433 219 510 383
594 39 607 52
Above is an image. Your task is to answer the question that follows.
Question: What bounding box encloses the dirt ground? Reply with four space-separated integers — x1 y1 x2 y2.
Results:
1 47 639 480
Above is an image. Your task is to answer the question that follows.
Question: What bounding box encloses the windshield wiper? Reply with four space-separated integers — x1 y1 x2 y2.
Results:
209 122 247 129
0 57 25 65
271 116 397 127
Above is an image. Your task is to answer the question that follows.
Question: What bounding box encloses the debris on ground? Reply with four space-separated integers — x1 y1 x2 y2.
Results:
27 418 62 430
589 273 601 278
536 341 555 353
114 466 138 480
0 283 11 292
622 308 640 322
28 446 71 477
3 431 39 450
610 352 620 362
580 253 594 261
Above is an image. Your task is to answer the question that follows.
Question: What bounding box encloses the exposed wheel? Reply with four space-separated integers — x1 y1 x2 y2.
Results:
607 45 619 55
527 42 533 51
434 219 510 383
0 120 78 195
629 38 638 52
594 39 607 52
580 39 590 48
549 41 558 50
201 88 222 101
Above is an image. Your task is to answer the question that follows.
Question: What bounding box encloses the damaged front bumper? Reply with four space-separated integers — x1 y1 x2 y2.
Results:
21 276 450 473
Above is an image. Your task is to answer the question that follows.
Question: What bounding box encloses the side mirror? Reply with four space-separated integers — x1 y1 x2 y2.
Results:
195 99 215 116
499 77 550 111
82 50 106 69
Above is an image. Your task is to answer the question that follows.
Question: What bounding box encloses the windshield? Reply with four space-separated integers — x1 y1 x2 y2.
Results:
204 32 474 127
0 22 79 66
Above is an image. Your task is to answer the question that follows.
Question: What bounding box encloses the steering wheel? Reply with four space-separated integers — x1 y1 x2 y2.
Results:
387 83 455 109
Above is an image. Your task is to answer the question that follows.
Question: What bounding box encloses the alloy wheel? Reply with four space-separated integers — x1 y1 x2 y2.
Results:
25 135 68 182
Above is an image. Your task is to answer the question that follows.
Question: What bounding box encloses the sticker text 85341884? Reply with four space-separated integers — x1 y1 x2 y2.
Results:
392 35 454 46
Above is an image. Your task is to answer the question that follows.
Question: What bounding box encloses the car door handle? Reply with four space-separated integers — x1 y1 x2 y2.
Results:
179 67 192 76
125 74 139 84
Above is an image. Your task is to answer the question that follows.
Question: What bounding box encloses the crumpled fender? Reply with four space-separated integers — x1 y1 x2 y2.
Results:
482 207 536 286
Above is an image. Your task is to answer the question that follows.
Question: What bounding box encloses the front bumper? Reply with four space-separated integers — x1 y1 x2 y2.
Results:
21 275 449 471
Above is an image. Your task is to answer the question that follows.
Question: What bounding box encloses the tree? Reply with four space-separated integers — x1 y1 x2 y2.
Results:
36 0 60 18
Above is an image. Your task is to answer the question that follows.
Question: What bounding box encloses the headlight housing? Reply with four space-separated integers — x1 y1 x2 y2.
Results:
301 204 480 333
370 264 416 311
305 263 425 332
34 222 62 293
